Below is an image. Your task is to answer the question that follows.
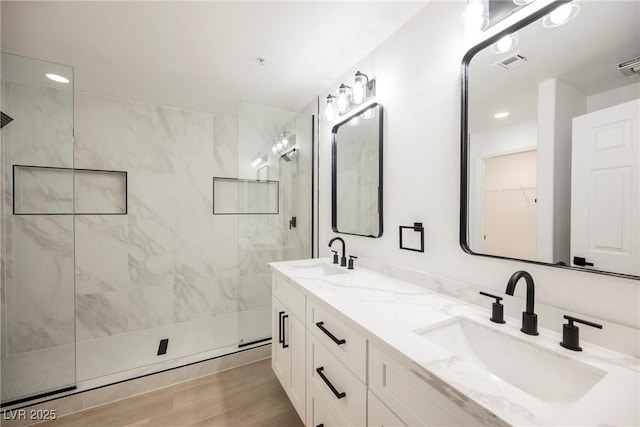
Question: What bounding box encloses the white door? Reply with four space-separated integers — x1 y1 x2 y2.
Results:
571 99 639 275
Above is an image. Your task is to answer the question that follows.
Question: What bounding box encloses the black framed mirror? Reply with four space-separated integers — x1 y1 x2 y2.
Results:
461 0 639 279
332 102 383 237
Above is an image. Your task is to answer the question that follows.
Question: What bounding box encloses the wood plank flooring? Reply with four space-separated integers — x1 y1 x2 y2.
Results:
36 359 303 427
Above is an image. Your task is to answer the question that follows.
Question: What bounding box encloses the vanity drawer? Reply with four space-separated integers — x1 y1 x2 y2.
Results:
308 333 366 426
307 381 351 427
369 343 481 426
272 273 305 321
307 299 367 382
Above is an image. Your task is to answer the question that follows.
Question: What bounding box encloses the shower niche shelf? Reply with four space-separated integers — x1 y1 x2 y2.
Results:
212 176 279 215
13 165 128 215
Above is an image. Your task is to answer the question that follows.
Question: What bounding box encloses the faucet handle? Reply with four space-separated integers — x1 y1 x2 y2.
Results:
347 255 358 270
479 292 506 324
560 315 603 351
331 250 339 264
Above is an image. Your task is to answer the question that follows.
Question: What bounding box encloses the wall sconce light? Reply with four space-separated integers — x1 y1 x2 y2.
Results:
543 1 580 28
490 33 519 54
324 71 377 121
251 152 268 169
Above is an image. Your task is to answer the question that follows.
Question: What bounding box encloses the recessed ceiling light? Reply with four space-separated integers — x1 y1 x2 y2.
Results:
494 112 509 119
46 73 70 84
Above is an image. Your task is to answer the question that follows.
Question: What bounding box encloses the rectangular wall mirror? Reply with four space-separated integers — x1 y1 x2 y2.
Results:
461 0 639 279
332 102 383 237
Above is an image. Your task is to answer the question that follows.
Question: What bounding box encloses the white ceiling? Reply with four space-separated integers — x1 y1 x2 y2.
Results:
1 1 427 117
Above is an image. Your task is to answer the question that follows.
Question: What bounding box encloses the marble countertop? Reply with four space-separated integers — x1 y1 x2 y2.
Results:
269 258 640 427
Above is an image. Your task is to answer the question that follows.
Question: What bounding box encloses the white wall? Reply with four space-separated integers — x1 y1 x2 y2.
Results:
318 1 639 331
587 82 640 113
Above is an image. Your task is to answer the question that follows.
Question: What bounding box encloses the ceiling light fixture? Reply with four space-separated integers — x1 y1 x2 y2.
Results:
46 73 69 84
543 1 580 28
490 33 519 54
494 111 510 119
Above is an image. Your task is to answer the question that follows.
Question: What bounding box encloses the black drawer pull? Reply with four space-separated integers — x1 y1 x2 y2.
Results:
316 367 346 399
315 321 346 345
316 425 324 427
282 314 289 349
278 311 285 345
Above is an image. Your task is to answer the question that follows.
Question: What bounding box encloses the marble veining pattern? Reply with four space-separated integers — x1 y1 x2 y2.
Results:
271 258 640 427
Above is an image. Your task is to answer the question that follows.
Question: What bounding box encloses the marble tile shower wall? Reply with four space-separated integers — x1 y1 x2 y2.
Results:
73 93 241 379
3 86 247 382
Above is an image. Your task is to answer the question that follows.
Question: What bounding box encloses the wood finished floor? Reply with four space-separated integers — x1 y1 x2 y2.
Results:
37 359 303 427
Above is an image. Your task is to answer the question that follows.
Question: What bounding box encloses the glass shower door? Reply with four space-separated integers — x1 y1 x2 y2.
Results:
236 102 313 346
1 53 76 405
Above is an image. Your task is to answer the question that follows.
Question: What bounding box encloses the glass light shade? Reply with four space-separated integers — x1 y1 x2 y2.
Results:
490 33 519 54
272 145 278 154
276 142 283 150
464 0 488 34
337 85 351 114
324 96 337 121
352 72 368 104
543 2 580 28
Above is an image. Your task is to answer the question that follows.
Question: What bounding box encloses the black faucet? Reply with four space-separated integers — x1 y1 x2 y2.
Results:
328 237 347 267
505 271 539 336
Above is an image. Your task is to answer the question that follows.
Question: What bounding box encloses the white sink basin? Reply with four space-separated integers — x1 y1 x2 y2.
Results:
415 318 606 403
292 262 347 277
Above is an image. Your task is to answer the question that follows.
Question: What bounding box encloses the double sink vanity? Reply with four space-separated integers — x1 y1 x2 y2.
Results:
270 258 639 426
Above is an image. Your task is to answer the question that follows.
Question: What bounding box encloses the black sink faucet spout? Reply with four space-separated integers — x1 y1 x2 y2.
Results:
328 237 347 267
505 270 539 336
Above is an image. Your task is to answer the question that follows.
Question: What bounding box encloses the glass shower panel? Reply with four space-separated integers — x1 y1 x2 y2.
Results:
1 53 76 404
236 102 313 346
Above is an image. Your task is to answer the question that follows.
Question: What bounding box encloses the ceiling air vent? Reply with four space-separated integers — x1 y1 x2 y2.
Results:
618 56 640 78
494 53 528 71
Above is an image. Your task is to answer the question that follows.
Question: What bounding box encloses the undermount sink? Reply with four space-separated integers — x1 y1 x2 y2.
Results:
292 262 346 277
415 318 606 403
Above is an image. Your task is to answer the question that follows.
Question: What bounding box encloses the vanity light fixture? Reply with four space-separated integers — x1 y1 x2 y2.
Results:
271 131 295 156
542 1 580 28
494 111 510 119
46 73 69 84
490 33 519 54
251 153 268 169
324 71 377 121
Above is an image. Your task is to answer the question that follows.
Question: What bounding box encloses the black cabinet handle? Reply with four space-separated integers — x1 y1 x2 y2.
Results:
282 314 289 349
316 367 346 399
278 311 285 345
315 321 346 345
316 425 324 427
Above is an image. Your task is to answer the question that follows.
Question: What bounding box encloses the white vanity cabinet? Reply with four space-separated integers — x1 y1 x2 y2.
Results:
270 268 481 427
272 275 306 423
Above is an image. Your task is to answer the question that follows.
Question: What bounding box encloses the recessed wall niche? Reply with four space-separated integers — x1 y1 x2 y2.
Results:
13 165 127 215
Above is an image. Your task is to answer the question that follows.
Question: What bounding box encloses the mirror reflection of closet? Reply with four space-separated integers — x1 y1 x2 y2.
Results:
462 0 640 278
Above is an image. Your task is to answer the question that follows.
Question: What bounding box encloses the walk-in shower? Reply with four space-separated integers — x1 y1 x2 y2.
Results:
1 52 314 407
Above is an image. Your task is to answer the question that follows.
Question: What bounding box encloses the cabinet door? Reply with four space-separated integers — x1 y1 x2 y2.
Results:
272 297 287 387
287 312 306 422
368 390 407 427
